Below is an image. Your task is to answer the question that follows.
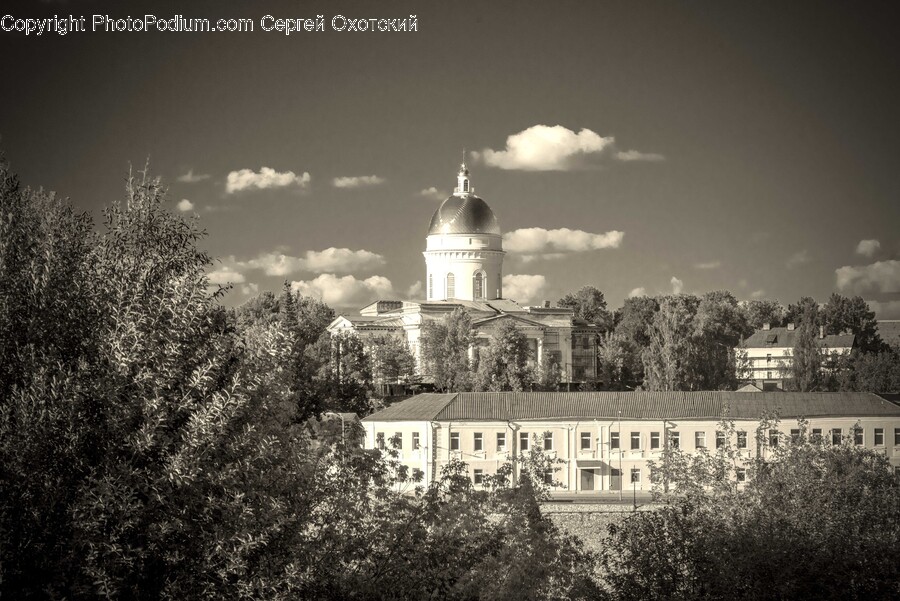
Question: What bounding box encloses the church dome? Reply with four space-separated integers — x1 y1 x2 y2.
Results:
427 194 501 236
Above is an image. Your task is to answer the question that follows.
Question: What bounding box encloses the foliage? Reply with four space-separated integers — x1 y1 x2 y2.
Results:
419 307 473 391
317 330 376 414
642 295 697 391
558 285 613 332
534 351 562 391
821 292 883 353
474 319 533 391
785 295 822 328
790 306 824 391
600 417 900 600
596 332 629 390
742 298 786 330
369 334 418 393
612 295 659 387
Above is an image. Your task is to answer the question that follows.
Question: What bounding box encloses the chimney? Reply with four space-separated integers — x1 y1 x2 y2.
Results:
543 300 551 308
762 323 770 331
787 322 795 331
819 325 825 339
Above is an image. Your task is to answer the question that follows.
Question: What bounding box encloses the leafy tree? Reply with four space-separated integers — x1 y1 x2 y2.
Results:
600 418 900 600
642 295 697 391
692 291 751 390
419 307 473 391
785 295 822 328
474 320 533 391
534 351 562 391
596 332 629 390
821 293 883 353
370 334 417 394
789 306 824 391
613 295 659 388
317 331 375 414
835 346 900 392
742 298 786 330
558 285 613 331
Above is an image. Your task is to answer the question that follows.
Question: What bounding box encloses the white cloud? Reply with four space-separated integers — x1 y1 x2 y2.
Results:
240 248 385 276
786 250 810 269
855 239 881 258
240 283 260 296
628 287 647 298
176 198 194 212
177 169 210 183
472 124 662 171
207 267 245 285
751 289 766 299
502 274 546 303
694 260 721 270
866 299 900 320
503 227 624 256
226 167 310 194
406 281 423 298
615 150 666 162
418 186 447 200
670 276 684 294
290 274 394 307
332 175 386 189
835 260 900 295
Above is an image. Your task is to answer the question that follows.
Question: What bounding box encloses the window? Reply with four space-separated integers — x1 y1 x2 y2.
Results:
428 274 433 299
497 432 506 452
630 468 641 484
874 428 884 446
695 432 707 449
737 431 747 449
716 431 725 449
580 432 591 450
736 468 747 483
463 180 469 192
473 469 483 485
769 429 779 447
610 432 620 449
631 432 640 450
895 428 900 445
812 428 822 440
519 432 529 451
766 353 772 364
790 429 800 443
446 273 455 299
650 432 661 450
450 432 460 451
766 371 772 379
853 427 863 446
377 432 385 450
412 432 420 450
395 432 403 450
474 432 483 452
473 272 484 300
544 432 554 451
670 431 680 449
831 428 842 446
543 469 554 485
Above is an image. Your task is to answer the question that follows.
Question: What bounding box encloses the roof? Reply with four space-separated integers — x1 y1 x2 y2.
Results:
741 326 855 349
427 194 501 236
362 391 900 422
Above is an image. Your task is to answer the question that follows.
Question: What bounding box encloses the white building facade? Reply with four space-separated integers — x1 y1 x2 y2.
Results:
362 391 900 492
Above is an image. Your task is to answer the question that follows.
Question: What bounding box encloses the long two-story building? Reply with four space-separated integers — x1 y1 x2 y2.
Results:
362 391 900 493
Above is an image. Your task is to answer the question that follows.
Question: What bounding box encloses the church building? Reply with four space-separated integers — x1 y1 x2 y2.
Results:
327 161 601 386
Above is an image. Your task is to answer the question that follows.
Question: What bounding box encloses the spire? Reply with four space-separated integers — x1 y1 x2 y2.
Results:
455 151 471 195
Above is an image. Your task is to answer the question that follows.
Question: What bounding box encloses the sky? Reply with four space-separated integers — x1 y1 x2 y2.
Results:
2 0 899 316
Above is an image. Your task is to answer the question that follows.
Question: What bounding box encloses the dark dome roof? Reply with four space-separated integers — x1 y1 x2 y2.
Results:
427 194 500 236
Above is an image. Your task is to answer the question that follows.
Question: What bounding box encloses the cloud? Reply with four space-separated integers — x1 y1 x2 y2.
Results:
176 199 194 212
503 228 624 257
418 187 447 200
406 281 423 298
226 167 310 194
241 283 260 296
786 250 810 269
240 248 385 276
835 260 900 295
615 150 666 162
290 274 394 306
694 260 721 270
332 175 386 189
855 239 881 258
502 274 546 303
472 124 662 171
207 267 245 285
628 287 647 298
670 276 684 294
750 289 766 299
177 169 210 183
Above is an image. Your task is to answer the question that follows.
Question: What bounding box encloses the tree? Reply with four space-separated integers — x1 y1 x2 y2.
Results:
370 334 417 394
558 285 613 331
613 295 659 388
534 351 562 391
474 320 533 391
742 298 786 330
692 291 752 390
599 417 900 600
419 307 473 391
785 296 821 328
821 293 883 353
596 332 629 390
642 296 696 391
318 331 375 414
790 306 824 391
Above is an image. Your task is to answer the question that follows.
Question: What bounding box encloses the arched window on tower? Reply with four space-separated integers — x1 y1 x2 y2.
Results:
428 274 433 299
463 180 469 192
446 273 455 299
473 271 485 300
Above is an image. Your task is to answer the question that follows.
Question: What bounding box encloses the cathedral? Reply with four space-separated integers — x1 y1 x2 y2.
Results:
327 161 600 386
